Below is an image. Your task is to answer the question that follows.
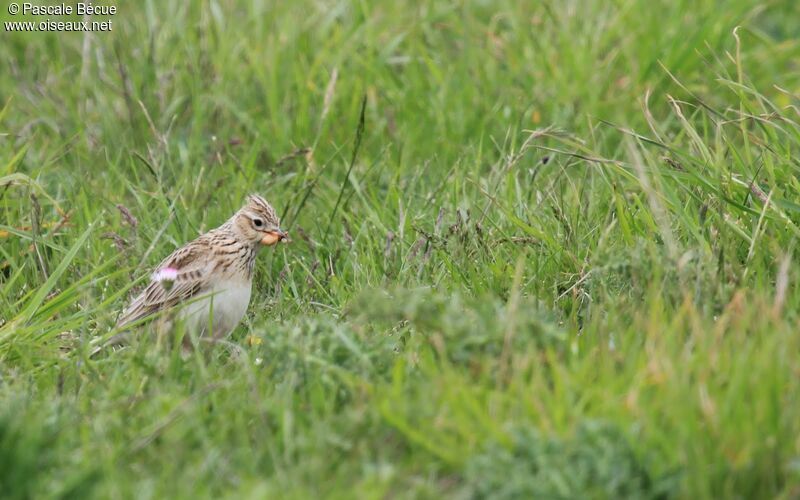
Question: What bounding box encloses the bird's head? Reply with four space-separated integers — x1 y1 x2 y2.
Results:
231 194 289 246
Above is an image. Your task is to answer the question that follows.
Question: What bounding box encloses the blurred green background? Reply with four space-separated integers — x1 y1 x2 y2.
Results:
1 0 800 498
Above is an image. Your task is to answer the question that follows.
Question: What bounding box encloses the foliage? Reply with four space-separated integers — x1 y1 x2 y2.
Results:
1 0 799 497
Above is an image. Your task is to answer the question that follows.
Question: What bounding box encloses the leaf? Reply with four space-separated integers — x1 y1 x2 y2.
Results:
0 221 95 340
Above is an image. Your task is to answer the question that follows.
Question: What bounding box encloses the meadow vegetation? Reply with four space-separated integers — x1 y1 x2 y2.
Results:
1 0 800 497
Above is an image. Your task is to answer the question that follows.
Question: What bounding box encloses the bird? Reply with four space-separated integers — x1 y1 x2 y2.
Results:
98 194 288 353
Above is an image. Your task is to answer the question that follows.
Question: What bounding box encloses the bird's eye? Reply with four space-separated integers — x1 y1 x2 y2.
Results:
253 218 264 228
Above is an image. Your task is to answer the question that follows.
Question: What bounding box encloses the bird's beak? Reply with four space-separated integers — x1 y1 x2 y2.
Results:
260 229 289 246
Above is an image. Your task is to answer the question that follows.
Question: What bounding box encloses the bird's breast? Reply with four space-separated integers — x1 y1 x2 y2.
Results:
180 279 252 338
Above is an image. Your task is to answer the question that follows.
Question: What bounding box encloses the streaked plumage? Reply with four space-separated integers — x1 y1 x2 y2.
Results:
102 194 287 351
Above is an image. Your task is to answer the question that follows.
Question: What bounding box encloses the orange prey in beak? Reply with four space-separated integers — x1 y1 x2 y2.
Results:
260 229 289 246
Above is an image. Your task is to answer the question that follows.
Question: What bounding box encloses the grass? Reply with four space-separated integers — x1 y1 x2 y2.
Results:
1 0 800 497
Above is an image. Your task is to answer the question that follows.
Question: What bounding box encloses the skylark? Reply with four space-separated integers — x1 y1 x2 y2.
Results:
104 194 288 350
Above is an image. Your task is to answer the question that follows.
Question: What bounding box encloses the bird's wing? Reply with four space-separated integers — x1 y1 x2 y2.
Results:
116 239 215 328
